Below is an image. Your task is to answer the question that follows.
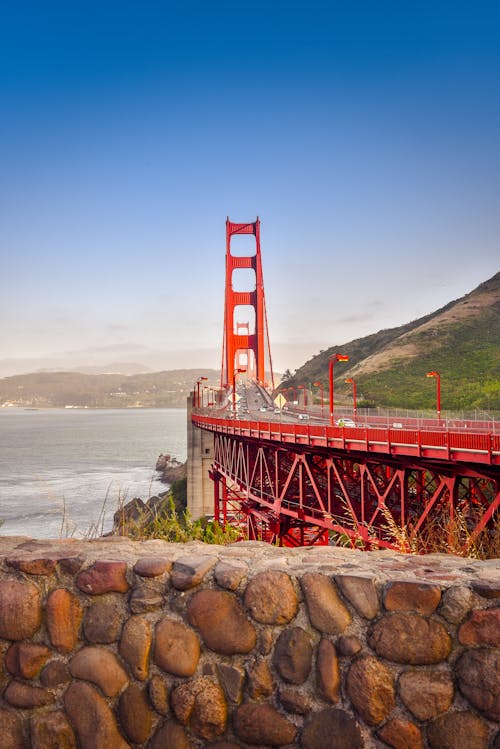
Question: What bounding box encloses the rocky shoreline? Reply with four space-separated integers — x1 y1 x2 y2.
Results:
155 453 187 485
110 455 188 536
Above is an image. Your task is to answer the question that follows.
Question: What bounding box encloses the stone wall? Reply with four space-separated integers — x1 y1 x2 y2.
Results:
0 536 498 749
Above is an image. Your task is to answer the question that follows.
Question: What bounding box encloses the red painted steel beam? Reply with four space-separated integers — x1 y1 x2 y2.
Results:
202 421 499 552
192 414 500 467
223 217 266 386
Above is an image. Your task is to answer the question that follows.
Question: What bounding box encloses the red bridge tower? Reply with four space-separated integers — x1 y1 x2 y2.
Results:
221 217 273 389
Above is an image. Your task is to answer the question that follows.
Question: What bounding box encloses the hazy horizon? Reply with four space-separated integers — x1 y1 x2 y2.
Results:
1 269 497 379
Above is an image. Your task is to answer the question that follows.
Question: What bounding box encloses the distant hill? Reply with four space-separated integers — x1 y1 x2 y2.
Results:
281 272 500 411
0 369 219 409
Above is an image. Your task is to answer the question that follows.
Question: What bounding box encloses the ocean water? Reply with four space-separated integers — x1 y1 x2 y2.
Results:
0 408 187 539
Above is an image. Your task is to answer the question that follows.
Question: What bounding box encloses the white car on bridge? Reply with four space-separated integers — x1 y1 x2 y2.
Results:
336 418 356 427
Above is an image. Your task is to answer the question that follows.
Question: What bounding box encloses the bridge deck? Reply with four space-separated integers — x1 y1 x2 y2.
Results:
192 414 500 467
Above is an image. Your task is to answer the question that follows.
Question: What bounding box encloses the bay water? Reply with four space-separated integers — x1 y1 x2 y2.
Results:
0 408 187 539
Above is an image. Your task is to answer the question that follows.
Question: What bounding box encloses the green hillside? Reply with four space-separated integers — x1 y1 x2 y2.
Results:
281 272 500 412
0 369 219 409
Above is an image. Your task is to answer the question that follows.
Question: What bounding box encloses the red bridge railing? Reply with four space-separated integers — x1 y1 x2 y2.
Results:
192 414 500 466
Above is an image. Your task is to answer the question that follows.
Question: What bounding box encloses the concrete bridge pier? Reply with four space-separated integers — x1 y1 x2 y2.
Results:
187 394 215 519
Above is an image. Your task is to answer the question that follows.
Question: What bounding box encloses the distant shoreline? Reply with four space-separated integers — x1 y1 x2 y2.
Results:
0 405 187 411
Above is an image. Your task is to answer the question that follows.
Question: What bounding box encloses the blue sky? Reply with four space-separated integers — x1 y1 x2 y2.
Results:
1 1 499 375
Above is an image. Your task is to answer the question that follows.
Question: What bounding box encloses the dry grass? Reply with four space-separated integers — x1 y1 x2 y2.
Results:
410 508 500 559
330 496 499 559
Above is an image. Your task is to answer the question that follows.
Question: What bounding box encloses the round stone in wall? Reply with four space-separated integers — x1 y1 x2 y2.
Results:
30 711 76 749
149 674 169 715
46 588 83 654
69 647 128 697
398 669 454 721
427 711 489 749
368 612 451 664
377 717 423 749
5 642 50 679
301 573 352 634
439 585 473 624
149 720 189 749
233 702 297 746
0 579 42 640
76 560 129 594
335 574 379 620
317 638 340 703
0 708 24 749
456 648 500 721
171 676 227 740
83 596 125 643
64 682 130 749
458 608 500 647
118 684 155 745
154 617 200 677
187 589 256 654
273 627 312 684
4 681 54 709
302 707 362 749
279 687 313 715
119 615 152 681
384 581 441 615
244 571 298 624
346 655 396 726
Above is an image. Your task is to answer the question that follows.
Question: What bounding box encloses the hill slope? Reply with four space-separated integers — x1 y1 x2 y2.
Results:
282 272 500 411
0 369 219 409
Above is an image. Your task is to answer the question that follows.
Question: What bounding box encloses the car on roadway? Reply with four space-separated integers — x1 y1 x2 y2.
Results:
335 418 356 427
298 413 310 420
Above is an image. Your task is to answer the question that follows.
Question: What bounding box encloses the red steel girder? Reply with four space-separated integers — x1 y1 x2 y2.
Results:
210 432 499 552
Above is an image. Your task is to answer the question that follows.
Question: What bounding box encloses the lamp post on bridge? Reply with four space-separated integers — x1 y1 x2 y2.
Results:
329 354 349 425
203 385 212 408
313 381 324 418
196 377 208 408
344 377 357 420
206 385 215 407
426 371 441 421
214 386 223 407
232 368 246 413
298 385 307 409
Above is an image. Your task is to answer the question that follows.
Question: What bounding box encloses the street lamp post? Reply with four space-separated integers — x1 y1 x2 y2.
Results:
329 354 349 425
232 368 246 412
426 371 441 421
313 381 324 418
298 385 307 408
196 377 208 408
203 386 211 408
344 377 357 419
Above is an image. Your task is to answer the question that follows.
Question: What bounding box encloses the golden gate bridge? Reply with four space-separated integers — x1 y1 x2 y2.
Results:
191 218 499 552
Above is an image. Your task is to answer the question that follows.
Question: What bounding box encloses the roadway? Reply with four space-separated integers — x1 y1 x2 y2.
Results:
220 381 499 435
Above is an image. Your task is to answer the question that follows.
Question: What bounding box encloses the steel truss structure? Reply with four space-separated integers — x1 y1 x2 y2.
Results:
208 431 499 551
